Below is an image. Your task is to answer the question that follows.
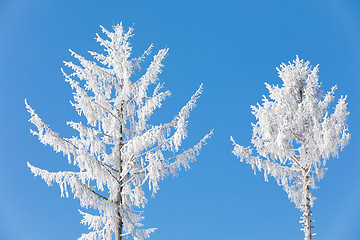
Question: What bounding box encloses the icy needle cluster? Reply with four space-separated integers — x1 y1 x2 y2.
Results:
26 24 212 240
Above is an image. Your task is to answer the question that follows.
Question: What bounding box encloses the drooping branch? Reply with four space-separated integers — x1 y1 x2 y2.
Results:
28 162 109 203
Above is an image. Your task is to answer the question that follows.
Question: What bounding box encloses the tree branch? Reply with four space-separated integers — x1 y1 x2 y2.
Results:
291 155 306 171
290 129 305 142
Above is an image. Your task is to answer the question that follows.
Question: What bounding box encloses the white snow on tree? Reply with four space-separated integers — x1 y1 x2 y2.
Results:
26 23 213 240
231 56 349 240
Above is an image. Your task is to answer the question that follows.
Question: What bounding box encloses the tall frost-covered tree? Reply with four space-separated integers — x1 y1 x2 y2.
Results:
231 56 349 240
26 24 212 240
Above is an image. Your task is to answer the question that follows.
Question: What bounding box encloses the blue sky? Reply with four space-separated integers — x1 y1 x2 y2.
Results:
0 0 359 239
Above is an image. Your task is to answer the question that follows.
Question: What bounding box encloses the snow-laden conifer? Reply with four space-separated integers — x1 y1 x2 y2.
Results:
231 56 349 240
26 24 212 240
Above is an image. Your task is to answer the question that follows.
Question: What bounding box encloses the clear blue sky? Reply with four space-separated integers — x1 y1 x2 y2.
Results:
0 0 359 239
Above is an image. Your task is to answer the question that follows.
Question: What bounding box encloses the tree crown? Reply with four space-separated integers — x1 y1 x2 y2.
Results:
232 56 350 208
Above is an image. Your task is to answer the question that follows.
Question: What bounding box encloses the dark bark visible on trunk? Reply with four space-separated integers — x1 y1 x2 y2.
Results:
117 188 123 240
117 103 124 240
117 141 123 240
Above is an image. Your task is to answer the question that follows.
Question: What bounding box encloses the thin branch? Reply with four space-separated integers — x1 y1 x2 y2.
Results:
120 232 131 237
290 129 305 142
134 141 167 160
133 154 178 164
75 54 120 85
121 168 149 187
291 155 306 171
139 175 149 188
59 135 118 172
88 186 109 201
91 99 119 120
107 101 120 113
70 121 114 140
118 155 135 182
57 135 121 184
98 130 114 139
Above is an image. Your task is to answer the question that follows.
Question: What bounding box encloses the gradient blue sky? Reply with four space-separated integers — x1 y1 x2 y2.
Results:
0 0 359 239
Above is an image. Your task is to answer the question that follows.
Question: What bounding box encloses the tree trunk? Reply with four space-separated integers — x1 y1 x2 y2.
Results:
301 172 314 240
117 112 124 240
116 158 123 240
117 195 123 240
116 160 123 240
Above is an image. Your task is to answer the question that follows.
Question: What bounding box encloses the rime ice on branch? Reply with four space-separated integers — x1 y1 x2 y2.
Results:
231 56 349 240
26 24 212 240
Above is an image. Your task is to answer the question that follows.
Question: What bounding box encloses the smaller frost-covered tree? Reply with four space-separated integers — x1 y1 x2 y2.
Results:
231 56 349 240
26 24 212 240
